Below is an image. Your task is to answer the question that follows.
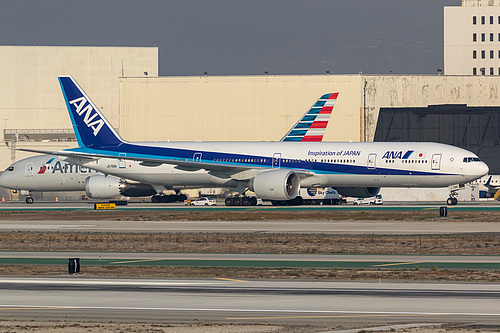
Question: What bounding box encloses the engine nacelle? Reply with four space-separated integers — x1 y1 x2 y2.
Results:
85 175 156 199
249 169 300 200
335 187 381 198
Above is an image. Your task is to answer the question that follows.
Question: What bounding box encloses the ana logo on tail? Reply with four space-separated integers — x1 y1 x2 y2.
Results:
69 97 105 136
59 76 124 148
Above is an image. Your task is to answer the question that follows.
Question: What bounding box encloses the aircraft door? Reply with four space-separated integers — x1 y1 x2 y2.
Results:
367 153 376 169
193 153 202 162
431 154 442 170
25 162 34 177
119 153 126 169
272 153 281 168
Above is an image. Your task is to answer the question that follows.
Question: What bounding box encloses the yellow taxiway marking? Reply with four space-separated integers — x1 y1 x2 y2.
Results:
214 278 248 282
372 261 424 267
110 259 165 264
227 313 445 320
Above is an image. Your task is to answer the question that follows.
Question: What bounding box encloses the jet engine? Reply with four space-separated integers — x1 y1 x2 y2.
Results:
248 169 300 200
335 187 381 198
85 175 156 199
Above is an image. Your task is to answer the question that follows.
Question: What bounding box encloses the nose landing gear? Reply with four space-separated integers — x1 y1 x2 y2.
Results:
447 185 459 205
446 196 458 205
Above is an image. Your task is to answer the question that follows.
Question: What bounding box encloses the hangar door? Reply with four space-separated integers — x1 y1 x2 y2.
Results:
374 104 500 174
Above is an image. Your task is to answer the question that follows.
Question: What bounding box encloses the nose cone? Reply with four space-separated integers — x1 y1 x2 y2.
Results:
478 161 489 178
0 170 14 189
0 164 19 189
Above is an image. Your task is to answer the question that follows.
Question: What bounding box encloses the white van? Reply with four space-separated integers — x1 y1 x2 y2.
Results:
353 195 383 205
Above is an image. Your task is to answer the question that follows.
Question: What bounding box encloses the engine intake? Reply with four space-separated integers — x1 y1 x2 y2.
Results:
249 169 300 200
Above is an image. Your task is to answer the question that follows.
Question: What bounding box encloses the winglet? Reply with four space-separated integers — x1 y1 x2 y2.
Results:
280 93 338 142
58 76 124 148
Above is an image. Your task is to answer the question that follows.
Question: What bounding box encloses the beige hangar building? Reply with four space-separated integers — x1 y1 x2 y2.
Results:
1 45 499 201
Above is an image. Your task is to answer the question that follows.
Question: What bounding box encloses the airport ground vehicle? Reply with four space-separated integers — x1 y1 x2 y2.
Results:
300 187 346 205
270 187 346 206
353 194 383 205
190 197 217 206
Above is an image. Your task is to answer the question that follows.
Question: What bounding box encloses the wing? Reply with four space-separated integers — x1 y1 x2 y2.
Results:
18 148 314 181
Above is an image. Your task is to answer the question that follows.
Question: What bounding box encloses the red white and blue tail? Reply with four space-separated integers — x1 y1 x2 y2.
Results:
280 93 338 142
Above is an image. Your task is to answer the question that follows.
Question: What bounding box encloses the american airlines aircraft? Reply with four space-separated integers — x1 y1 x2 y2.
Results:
19 76 489 205
0 155 165 203
0 91 337 204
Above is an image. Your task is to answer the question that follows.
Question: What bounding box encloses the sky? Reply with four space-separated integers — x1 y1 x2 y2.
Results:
1 0 459 76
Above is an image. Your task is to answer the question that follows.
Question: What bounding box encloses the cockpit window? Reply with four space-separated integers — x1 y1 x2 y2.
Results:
463 157 480 163
5 166 14 171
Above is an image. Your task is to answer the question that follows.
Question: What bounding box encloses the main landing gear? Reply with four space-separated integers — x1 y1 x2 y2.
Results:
224 195 258 206
151 193 187 203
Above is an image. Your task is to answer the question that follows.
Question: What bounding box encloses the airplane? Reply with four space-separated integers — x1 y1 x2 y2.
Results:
0 155 165 204
1 93 338 204
19 76 489 206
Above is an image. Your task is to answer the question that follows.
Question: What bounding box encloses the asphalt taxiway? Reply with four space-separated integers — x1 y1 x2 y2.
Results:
1 200 500 211
0 277 499 326
1 219 499 234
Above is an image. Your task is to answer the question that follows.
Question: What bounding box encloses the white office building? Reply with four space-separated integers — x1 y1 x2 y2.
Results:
445 0 500 75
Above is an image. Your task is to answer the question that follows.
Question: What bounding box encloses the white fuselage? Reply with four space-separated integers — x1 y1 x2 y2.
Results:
68 141 488 188
0 155 98 191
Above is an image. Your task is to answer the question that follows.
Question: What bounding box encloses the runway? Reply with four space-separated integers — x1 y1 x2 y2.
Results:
0 277 499 326
1 202 499 329
1 219 500 234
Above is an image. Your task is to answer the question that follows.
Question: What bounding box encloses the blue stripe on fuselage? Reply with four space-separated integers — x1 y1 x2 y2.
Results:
66 143 452 177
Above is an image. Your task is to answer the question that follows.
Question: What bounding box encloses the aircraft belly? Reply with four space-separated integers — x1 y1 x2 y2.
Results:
117 173 235 188
302 174 466 188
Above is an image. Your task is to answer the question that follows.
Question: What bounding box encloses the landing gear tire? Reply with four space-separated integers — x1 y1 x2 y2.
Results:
151 195 161 203
25 196 34 204
225 195 259 206
447 197 458 205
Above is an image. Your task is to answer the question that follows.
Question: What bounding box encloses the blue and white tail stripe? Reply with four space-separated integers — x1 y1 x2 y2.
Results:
58 76 124 148
281 93 338 142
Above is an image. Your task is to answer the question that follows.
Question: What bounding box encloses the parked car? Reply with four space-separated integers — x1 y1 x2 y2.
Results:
353 197 372 205
191 197 217 206
353 195 383 205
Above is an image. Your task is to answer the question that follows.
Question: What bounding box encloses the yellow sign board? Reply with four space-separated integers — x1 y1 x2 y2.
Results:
94 203 116 210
